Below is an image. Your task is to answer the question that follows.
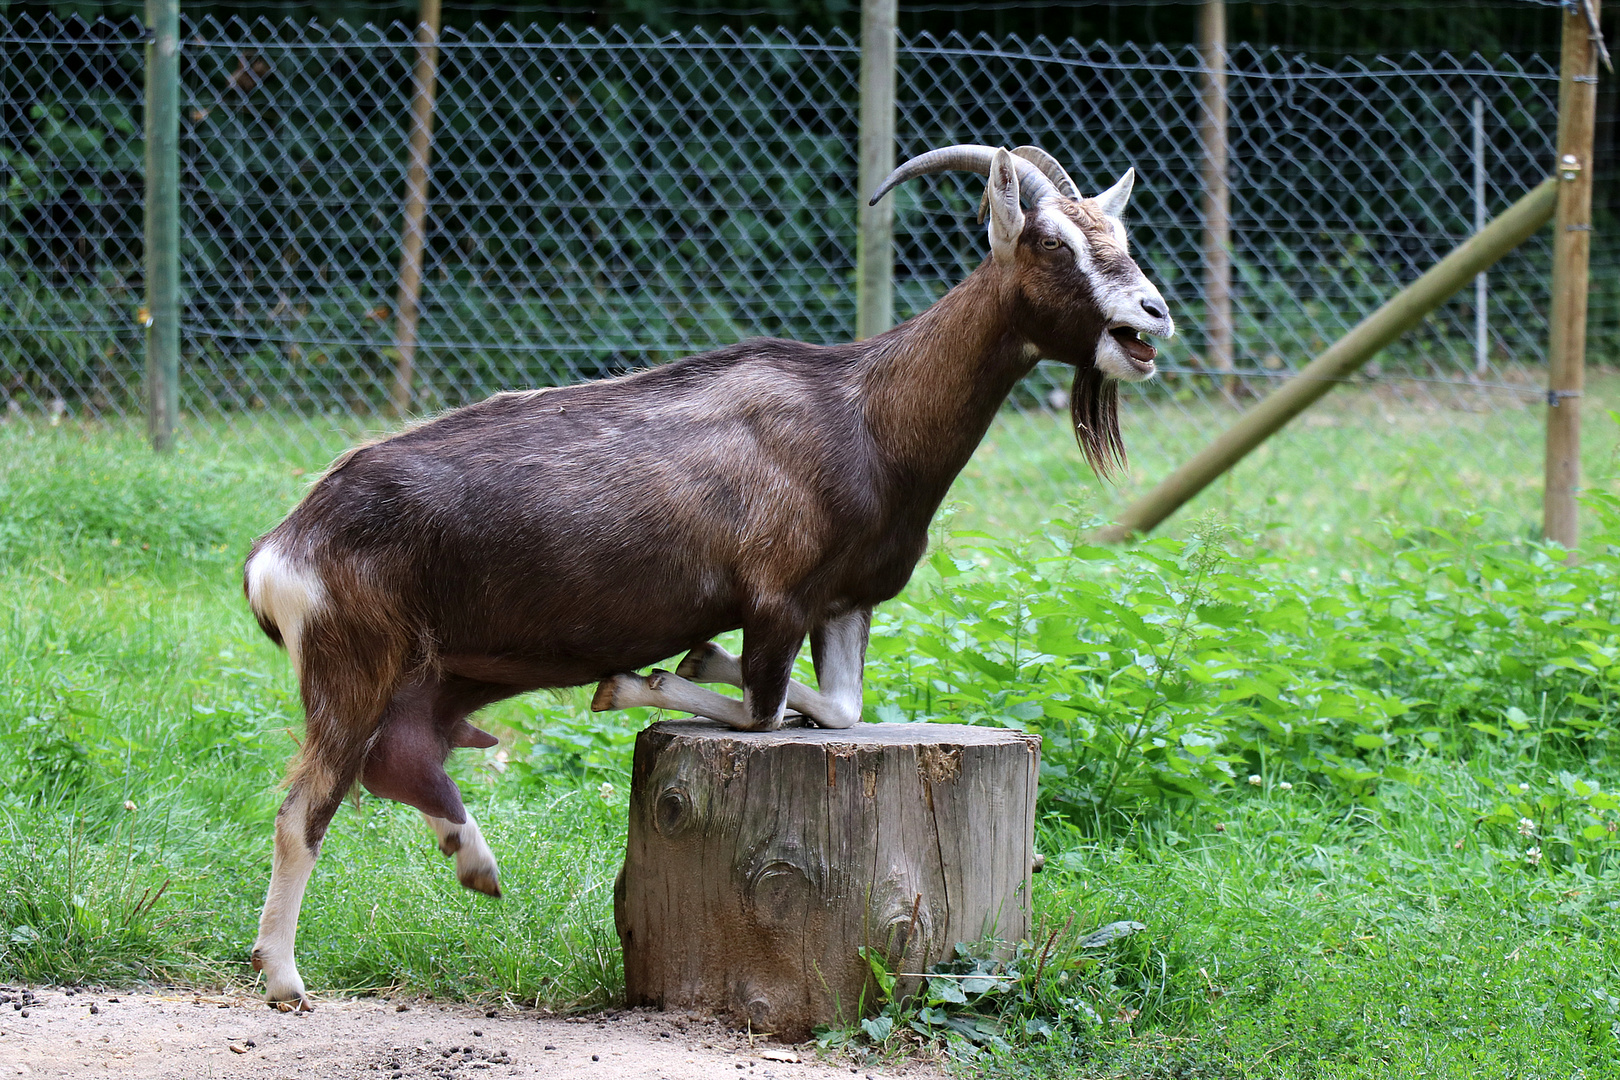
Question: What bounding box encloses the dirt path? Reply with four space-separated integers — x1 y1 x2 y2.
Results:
0 987 947 1080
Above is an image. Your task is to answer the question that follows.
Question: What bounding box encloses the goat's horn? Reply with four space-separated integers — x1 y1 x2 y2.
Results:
868 144 1060 207
1010 146 1081 198
976 145 1082 222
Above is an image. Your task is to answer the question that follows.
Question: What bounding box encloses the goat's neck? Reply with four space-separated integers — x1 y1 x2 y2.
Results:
861 266 1032 501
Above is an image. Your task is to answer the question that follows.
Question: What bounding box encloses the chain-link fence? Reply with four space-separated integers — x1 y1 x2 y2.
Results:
2 14 1616 533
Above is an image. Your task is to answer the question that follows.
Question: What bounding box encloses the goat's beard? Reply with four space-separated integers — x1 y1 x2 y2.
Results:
1071 366 1127 480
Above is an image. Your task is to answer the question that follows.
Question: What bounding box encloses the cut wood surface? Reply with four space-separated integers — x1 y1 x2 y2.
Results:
616 720 1041 1041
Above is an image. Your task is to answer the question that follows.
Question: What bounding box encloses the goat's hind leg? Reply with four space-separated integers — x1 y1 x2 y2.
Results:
362 676 505 898
422 810 501 897
252 732 373 1011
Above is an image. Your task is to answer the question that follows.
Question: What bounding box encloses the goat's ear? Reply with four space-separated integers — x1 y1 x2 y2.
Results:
986 147 1025 262
1092 168 1135 220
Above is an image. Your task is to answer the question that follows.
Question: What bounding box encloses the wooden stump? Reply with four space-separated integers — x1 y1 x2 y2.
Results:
615 719 1041 1041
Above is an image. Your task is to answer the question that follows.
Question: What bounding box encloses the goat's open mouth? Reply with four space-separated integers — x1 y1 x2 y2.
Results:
1109 326 1158 368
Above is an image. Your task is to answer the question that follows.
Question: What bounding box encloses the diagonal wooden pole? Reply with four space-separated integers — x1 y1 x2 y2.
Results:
1543 0 1602 550
1094 178 1559 544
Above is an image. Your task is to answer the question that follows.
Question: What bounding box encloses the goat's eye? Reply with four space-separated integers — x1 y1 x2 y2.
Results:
1040 237 1063 251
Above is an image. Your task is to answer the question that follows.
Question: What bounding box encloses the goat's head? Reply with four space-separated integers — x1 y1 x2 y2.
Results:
871 144 1175 476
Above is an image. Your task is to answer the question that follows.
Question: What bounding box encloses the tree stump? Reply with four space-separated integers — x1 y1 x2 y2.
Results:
615 719 1041 1041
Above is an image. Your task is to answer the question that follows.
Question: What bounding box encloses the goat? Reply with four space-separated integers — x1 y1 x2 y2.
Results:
242 144 1173 1009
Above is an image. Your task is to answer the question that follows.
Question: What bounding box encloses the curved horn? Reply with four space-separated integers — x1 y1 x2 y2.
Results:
868 144 1060 207
976 145 1082 222
1010 146 1081 199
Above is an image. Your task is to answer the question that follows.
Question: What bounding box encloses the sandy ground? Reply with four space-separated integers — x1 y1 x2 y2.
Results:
0 986 949 1080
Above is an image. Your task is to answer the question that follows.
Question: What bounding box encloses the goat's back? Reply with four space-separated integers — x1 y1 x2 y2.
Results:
247 339 915 688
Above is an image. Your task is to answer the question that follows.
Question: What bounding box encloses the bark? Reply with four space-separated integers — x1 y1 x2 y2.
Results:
617 719 1040 1041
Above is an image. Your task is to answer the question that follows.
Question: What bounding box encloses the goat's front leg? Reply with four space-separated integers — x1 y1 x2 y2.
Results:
677 607 868 729
807 607 869 729
592 610 801 732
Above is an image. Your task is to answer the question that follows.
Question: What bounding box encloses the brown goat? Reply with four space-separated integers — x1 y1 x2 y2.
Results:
242 145 1173 1009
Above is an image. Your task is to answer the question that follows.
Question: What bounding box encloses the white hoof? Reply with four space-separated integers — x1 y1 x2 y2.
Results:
254 951 312 1012
455 838 502 898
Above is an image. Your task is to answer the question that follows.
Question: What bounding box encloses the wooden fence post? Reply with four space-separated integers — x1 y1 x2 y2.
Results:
1199 1 1234 399
1544 0 1602 550
390 0 443 418
856 0 897 341
144 0 181 451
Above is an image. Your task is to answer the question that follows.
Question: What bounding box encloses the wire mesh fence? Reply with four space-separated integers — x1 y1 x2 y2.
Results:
2 14 1615 533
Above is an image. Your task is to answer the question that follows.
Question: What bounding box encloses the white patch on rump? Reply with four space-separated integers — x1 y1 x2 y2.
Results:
245 540 327 676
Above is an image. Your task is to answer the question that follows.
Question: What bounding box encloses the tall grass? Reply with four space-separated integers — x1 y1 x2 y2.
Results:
1 397 1618 1073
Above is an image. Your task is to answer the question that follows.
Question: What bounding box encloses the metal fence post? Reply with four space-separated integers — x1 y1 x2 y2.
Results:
391 0 443 417
1199 1 1234 399
856 0 896 341
144 0 180 451
1544 0 1602 550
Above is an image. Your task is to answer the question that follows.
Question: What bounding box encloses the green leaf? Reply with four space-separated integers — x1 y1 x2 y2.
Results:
860 1016 893 1043
857 946 896 1001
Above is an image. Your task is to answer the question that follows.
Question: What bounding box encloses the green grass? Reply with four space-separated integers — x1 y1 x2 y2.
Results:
962 368 1620 558
994 768 1620 1079
1 391 1619 1075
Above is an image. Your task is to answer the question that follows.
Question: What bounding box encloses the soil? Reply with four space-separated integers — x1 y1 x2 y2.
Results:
0 987 948 1080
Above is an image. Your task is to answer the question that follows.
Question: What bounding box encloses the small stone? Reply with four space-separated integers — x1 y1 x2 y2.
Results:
591 1055 600 1062
396 1004 410 1012
18 1011 27 1018
485 1010 497 1018
245 1040 256 1048
472 1029 482 1036
88 1005 99 1015
108 998 120 1004
544 1045 556 1051
229 1044 247 1055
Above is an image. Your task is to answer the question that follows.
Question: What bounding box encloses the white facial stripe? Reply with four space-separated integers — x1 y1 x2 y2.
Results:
1043 200 1147 329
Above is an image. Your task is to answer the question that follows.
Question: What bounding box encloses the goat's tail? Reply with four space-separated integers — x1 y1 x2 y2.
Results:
244 537 325 668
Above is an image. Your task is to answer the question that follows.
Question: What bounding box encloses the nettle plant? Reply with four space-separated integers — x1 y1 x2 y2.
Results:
862 492 1620 834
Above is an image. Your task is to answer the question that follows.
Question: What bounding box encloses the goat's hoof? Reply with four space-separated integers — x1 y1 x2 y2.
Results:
260 964 311 1012
460 868 503 898
590 677 624 711
675 642 722 680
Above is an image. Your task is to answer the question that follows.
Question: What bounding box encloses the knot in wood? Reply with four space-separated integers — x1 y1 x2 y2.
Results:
916 744 963 785
653 784 696 838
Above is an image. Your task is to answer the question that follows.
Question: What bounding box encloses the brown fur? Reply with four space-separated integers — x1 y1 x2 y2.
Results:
247 195 1165 856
